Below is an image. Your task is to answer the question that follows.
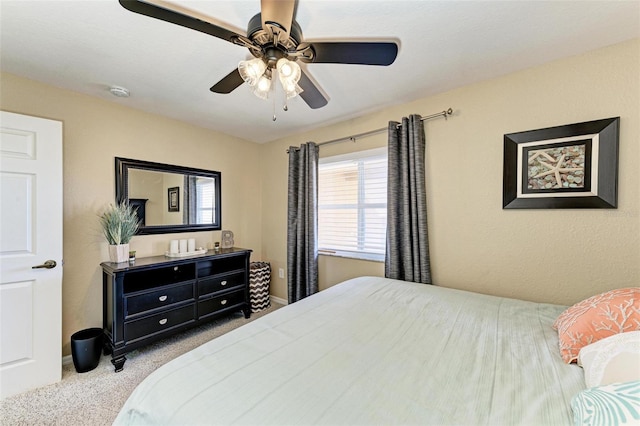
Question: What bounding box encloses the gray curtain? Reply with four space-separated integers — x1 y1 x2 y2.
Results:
287 142 319 303
385 114 432 284
183 176 197 224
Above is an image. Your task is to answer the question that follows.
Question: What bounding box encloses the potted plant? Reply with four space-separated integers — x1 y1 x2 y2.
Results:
100 202 140 263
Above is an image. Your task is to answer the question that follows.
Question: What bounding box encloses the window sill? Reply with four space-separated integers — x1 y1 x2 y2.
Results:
318 250 384 263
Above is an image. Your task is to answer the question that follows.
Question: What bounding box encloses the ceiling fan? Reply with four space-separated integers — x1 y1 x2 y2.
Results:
118 0 399 110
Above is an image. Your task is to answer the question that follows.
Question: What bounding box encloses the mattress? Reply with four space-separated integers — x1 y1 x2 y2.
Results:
114 276 585 425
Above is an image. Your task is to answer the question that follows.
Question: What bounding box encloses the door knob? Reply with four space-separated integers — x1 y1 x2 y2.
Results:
32 260 57 269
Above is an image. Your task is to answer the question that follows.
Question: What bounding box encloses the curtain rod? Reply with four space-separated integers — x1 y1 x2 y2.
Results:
286 108 453 153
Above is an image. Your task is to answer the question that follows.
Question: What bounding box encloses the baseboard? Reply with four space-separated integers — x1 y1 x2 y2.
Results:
270 295 287 305
62 354 73 366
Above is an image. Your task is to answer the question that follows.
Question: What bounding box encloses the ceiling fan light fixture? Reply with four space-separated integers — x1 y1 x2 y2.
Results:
252 74 272 99
283 83 304 100
279 75 300 92
277 58 301 82
276 58 302 100
238 58 267 86
120 0 398 110
276 58 298 78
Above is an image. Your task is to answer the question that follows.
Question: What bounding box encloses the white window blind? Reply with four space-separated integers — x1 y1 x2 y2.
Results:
318 148 387 261
196 177 215 224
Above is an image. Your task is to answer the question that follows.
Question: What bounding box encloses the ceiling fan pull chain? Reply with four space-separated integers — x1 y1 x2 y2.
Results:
272 85 277 121
283 79 289 112
276 67 289 112
272 70 280 121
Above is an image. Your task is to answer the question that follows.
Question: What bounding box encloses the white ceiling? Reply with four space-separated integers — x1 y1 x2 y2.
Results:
1 1 638 143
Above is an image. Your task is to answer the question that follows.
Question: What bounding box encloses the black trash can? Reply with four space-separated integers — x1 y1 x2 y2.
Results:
70 328 103 373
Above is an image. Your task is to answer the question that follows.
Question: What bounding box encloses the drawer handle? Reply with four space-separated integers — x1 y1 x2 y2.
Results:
221 280 228 286
173 266 179 271
159 318 168 325
220 299 227 305
159 295 168 302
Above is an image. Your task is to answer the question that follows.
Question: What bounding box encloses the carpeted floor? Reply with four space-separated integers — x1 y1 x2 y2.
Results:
0 303 281 426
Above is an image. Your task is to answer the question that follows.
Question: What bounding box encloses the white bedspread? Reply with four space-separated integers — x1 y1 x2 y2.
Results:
115 276 584 425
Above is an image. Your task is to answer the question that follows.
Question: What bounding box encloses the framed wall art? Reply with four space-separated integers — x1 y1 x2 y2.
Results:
503 117 619 209
168 186 180 212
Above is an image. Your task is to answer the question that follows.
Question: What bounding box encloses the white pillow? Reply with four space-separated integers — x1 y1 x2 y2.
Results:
578 331 640 388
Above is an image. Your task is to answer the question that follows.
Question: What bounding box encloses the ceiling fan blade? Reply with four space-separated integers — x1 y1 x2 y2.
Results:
119 0 244 45
303 42 398 66
298 70 328 109
260 0 296 41
210 69 245 94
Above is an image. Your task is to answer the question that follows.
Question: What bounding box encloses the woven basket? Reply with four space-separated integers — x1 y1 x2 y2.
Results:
249 262 271 312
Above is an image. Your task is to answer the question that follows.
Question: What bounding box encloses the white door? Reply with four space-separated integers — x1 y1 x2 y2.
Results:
0 111 63 399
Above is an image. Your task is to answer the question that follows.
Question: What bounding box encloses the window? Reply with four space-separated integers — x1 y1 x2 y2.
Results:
318 148 387 261
196 177 215 224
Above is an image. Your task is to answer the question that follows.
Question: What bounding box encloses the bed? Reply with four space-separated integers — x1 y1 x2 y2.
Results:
114 276 586 425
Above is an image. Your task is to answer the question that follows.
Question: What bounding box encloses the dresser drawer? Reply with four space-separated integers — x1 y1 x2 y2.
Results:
125 304 195 342
198 289 245 319
198 272 244 297
126 282 195 317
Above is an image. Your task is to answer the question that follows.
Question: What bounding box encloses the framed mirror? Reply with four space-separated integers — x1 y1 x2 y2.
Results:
115 157 221 235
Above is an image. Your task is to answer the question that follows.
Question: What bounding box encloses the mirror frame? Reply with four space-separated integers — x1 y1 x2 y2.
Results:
115 157 222 235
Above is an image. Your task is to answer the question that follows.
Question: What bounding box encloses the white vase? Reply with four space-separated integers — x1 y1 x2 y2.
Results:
109 244 129 263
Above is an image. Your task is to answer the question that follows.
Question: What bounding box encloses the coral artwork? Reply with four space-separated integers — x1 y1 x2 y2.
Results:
503 117 618 209
527 144 586 190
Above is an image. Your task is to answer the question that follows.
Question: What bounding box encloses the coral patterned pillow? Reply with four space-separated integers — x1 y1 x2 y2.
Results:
553 287 640 363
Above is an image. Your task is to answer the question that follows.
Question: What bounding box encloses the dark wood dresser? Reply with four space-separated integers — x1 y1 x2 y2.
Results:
101 248 251 371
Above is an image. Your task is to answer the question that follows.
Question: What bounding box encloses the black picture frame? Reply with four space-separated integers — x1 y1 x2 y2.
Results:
503 117 619 209
168 186 179 212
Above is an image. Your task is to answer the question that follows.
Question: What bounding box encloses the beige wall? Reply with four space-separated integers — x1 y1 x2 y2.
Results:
0 73 263 356
260 38 640 305
1 38 638 356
